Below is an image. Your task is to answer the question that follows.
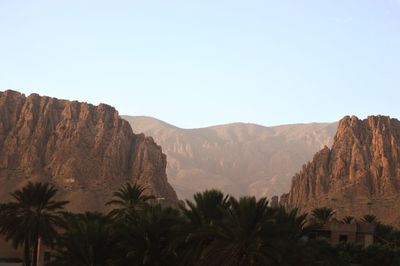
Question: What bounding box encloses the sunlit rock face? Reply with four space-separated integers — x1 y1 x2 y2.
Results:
0 90 178 211
285 115 400 226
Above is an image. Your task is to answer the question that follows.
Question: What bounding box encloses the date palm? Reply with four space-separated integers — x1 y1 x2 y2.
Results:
271 208 313 265
116 204 185 266
0 202 32 266
0 182 68 266
198 196 278 266
106 182 155 221
48 212 117 266
180 189 230 264
182 189 230 225
362 214 379 224
341 216 355 224
311 207 336 225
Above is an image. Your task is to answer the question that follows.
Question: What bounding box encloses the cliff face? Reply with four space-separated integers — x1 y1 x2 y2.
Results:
286 115 400 225
0 90 178 211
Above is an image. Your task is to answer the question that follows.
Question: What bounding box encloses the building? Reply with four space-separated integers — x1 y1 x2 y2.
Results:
0 237 51 266
309 221 375 247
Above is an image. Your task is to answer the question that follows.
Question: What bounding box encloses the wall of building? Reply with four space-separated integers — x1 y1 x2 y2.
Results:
0 238 22 260
0 237 48 266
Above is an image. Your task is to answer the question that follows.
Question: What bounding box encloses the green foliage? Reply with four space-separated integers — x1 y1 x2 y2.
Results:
271 207 314 265
311 207 336 224
48 212 117 266
341 216 355 224
0 182 68 266
335 242 363 265
362 214 379 224
106 182 155 221
360 244 400 266
3 183 400 266
182 189 230 225
116 204 185 266
301 240 343 266
195 196 277 266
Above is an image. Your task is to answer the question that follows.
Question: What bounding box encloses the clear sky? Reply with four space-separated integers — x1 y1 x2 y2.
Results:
1 0 399 128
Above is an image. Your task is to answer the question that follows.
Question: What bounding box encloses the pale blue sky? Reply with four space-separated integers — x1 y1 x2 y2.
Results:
1 0 399 128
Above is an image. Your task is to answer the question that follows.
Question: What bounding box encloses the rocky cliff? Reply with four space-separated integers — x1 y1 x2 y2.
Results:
285 115 400 225
0 90 178 211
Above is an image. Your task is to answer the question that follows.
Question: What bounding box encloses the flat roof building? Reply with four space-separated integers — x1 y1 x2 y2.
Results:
309 221 375 247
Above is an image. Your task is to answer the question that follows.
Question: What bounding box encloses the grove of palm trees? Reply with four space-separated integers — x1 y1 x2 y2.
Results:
1 182 400 266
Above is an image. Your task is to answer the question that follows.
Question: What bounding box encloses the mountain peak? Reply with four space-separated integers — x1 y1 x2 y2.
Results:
285 115 400 225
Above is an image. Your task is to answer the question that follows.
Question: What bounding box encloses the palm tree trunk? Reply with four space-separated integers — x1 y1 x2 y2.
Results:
32 235 39 266
23 239 31 266
36 237 41 266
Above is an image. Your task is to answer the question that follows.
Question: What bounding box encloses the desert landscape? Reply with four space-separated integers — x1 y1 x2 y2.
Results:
1 0 399 265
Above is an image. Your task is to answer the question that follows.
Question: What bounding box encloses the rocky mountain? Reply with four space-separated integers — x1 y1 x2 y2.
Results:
0 90 178 211
284 115 400 225
124 116 337 200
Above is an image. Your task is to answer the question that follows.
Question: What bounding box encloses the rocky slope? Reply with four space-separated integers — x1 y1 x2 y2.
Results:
124 116 337 200
284 115 400 225
0 90 178 211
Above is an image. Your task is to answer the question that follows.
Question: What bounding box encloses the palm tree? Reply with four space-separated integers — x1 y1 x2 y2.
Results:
197 196 278 266
311 207 336 225
271 208 313 265
362 214 379 224
180 189 230 264
48 212 117 266
116 204 185 266
106 182 155 221
341 216 355 224
0 182 68 266
272 207 310 240
182 189 230 225
0 202 32 266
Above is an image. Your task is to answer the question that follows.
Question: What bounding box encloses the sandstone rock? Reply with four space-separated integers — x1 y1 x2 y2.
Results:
0 90 178 211
285 115 400 225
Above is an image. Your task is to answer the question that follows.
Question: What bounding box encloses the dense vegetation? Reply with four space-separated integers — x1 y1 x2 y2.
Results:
1 182 400 266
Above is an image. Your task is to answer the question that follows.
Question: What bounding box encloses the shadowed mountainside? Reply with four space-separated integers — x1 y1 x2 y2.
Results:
124 115 337 200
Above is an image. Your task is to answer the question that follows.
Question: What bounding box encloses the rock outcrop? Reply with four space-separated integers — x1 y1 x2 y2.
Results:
0 90 178 211
285 115 400 225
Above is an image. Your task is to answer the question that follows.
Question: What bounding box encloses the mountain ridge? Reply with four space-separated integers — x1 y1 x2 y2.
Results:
130 115 337 131
124 115 338 200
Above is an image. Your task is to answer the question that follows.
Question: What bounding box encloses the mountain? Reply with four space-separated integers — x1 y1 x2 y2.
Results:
284 115 400 225
0 90 178 211
124 116 337 200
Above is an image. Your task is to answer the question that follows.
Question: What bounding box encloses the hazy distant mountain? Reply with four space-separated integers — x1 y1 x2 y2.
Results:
123 116 337 200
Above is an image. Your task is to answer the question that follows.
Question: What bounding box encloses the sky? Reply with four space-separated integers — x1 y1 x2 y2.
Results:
0 0 399 128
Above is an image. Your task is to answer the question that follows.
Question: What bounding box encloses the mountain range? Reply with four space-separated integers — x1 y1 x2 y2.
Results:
124 116 338 200
2 90 400 225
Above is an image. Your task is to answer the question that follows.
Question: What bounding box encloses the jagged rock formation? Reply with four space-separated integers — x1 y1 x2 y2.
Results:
0 90 178 211
285 115 400 225
124 116 337 200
